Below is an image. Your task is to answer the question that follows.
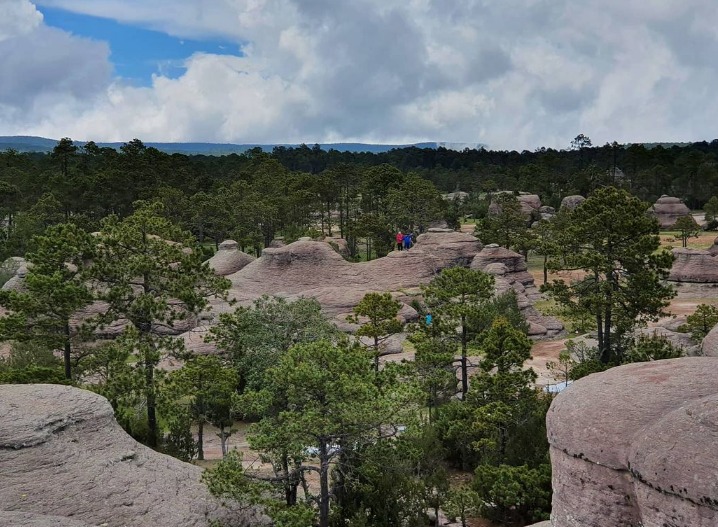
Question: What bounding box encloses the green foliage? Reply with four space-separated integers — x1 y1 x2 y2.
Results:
472 463 552 524
385 173 446 232
422 267 495 396
623 334 684 363
160 355 238 460
233 341 420 527
704 196 718 224
84 201 231 446
682 303 718 341
209 296 340 395
475 193 529 251
543 186 675 363
444 486 481 527
0 222 94 379
333 426 448 527
673 215 700 247
347 292 403 371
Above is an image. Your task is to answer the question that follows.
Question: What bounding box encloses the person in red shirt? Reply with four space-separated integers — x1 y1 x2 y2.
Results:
396 231 404 251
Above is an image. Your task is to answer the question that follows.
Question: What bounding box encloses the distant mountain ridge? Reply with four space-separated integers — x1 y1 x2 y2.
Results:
0 136 485 155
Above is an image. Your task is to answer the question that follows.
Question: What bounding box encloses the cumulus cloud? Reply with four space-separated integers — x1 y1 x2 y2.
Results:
5 0 718 149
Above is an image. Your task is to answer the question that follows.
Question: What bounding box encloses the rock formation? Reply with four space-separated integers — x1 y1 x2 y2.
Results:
701 322 718 357
649 195 691 229
668 248 718 283
547 357 718 526
470 245 563 338
0 384 261 527
206 240 256 276
559 195 585 211
1 257 28 292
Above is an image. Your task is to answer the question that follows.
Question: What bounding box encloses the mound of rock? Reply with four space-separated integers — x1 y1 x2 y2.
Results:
559 195 585 211
708 236 718 255
548 358 718 526
668 248 718 282
206 240 255 276
0 384 261 527
649 195 691 228
518 193 542 215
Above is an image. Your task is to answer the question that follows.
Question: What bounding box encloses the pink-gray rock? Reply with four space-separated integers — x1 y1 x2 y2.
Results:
548 358 718 527
701 322 718 357
649 195 691 229
518 193 542 215
471 245 527 274
0 511 91 527
668 248 718 282
0 384 262 527
206 240 256 276
708 236 718 255
559 195 585 211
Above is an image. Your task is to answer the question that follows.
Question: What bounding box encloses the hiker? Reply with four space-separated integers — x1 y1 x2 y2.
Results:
396 231 404 251
425 312 432 326
403 231 412 250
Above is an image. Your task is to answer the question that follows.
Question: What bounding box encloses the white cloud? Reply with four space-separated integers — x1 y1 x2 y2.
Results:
5 0 718 149
0 0 43 41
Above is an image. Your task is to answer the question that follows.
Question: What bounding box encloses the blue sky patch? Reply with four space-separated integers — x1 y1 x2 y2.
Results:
39 7 242 86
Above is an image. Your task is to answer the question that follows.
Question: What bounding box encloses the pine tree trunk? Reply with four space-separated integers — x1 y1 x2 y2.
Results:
197 421 204 460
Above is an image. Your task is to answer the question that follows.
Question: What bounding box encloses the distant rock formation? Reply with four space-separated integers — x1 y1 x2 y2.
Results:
547 358 718 526
649 195 691 228
488 192 541 218
470 245 563 338
206 240 256 276
559 195 585 211
0 384 261 527
668 248 718 283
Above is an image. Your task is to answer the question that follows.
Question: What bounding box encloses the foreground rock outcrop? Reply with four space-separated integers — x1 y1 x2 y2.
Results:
0 384 261 527
547 358 718 526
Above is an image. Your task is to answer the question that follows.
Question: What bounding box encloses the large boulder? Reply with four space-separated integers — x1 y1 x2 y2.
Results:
668 248 718 282
649 195 691 229
207 240 256 276
548 358 718 526
0 384 261 527
559 195 585 211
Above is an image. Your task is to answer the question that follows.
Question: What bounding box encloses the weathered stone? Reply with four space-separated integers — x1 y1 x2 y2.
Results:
648 195 691 229
668 248 718 283
470 245 527 273
0 511 92 527
548 358 718 527
701 322 718 357
559 195 585 211
206 240 256 276
0 384 262 527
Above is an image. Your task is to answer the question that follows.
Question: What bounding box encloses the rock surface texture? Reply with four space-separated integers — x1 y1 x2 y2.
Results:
547 357 718 527
559 195 585 211
206 240 256 276
649 195 691 228
0 384 261 527
668 248 718 283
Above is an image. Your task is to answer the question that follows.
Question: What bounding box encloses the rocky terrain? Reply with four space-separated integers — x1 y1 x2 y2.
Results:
547 357 718 526
0 384 262 527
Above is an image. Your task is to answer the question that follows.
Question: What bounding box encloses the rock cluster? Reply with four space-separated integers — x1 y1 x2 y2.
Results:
470 245 563 338
0 384 261 527
648 195 691 228
547 358 718 526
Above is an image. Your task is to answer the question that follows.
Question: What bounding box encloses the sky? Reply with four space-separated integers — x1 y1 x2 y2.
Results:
1 0 717 150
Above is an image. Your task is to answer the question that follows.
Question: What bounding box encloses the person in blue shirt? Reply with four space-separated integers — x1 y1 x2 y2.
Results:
425 312 432 326
403 231 412 250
